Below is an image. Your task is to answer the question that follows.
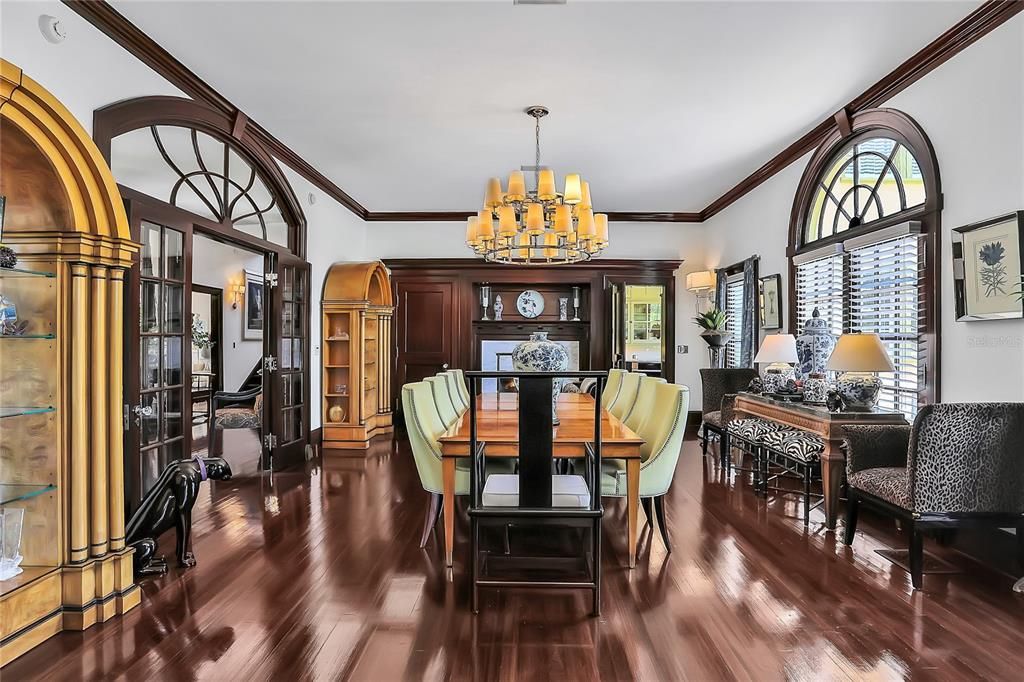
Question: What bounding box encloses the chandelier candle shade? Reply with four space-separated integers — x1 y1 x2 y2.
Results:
468 106 609 264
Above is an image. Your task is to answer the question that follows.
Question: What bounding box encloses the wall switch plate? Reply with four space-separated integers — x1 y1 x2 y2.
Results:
677 344 688 354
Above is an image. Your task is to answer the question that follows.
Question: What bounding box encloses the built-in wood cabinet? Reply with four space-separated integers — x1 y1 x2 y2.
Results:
321 261 394 450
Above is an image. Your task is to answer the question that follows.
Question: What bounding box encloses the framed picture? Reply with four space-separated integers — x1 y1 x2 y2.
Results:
243 269 264 340
953 211 1023 321
759 274 782 330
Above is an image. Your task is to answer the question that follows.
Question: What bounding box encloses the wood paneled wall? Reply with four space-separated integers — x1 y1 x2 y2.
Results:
385 259 681 408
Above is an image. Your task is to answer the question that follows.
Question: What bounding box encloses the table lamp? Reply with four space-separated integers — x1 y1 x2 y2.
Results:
826 333 894 410
754 333 798 394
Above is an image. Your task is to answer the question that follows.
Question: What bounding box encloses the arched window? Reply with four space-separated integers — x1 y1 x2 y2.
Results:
790 109 941 418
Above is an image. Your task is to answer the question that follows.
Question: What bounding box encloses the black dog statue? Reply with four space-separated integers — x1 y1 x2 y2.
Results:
126 456 232 577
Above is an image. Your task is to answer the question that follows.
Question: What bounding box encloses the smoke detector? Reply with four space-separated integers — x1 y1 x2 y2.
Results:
38 15 67 44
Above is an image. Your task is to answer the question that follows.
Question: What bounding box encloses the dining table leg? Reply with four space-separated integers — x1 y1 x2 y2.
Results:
443 457 456 566
627 458 640 568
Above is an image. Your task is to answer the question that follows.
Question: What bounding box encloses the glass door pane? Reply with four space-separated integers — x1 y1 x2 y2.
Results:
136 220 190 496
268 257 309 468
624 285 666 377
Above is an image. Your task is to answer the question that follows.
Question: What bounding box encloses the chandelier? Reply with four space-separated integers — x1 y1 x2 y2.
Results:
466 106 608 265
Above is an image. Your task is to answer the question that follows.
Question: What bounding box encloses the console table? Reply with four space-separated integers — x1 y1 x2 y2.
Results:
733 393 908 530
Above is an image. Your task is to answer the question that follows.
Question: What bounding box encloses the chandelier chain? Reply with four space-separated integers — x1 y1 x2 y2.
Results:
534 114 541 188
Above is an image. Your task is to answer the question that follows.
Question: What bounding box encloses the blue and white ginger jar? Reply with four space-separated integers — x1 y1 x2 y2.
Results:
512 331 569 424
795 307 836 379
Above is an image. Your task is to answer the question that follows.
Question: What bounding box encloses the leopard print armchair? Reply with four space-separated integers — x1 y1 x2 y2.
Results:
844 403 1024 514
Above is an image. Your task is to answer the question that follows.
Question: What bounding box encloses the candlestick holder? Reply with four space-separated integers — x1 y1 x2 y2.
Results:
571 286 581 321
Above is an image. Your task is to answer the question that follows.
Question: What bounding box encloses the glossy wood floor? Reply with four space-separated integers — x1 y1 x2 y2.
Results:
6 433 1024 681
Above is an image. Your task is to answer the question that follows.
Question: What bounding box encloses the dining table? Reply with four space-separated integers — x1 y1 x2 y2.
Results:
437 392 645 568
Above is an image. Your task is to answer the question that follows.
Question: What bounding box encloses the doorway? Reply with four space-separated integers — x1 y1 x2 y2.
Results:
607 279 673 380
190 283 223 454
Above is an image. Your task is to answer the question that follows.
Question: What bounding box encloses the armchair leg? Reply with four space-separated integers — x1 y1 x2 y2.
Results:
909 526 924 590
641 497 654 528
1017 520 1024 569
843 492 860 546
653 495 672 554
701 425 708 455
419 493 442 549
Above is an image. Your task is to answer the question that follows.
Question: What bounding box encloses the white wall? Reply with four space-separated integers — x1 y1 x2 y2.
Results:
281 165 366 429
702 15 1024 402
366 220 709 404
1 1 184 134
191 235 265 392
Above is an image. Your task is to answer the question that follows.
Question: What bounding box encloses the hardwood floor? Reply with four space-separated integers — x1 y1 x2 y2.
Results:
5 433 1023 680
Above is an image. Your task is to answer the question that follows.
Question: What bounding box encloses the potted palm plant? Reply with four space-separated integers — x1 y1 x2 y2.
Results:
694 307 733 348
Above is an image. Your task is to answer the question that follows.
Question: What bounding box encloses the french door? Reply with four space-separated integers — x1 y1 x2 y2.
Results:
124 203 193 513
265 252 310 469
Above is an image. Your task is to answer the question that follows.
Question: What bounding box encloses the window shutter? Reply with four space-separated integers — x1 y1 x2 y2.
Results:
846 234 924 420
794 253 844 337
725 275 745 368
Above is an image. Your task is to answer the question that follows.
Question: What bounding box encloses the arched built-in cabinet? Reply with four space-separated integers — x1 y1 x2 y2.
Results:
321 261 394 450
0 59 139 665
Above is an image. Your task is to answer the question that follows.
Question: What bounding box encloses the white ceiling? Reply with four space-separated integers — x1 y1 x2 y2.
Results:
110 0 975 213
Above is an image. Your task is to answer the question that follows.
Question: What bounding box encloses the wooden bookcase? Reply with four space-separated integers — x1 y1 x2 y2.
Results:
0 59 139 665
321 262 394 450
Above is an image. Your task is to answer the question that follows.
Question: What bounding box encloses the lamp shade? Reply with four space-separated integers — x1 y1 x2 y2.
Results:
754 334 798 364
525 202 544 235
686 270 716 292
497 206 518 237
465 216 479 246
563 173 582 204
826 333 895 372
553 204 572 233
477 209 494 242
537 169 556 200
579 181 592 210
506 171 526 201
485 177 503 208
543 231 558 258
594 213 609 247
576 208 595 239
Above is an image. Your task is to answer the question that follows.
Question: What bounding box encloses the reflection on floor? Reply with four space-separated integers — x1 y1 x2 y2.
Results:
6 434 1023 680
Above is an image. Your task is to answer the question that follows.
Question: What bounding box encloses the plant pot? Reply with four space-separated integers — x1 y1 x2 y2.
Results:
699 330 733 348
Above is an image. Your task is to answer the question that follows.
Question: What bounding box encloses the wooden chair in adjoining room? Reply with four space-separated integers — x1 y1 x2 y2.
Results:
601 382 690 553
467 371 606 616
842 403 1024 590
698 368 759 459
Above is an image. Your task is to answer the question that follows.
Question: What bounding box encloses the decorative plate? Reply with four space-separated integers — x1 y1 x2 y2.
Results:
516 290 545 319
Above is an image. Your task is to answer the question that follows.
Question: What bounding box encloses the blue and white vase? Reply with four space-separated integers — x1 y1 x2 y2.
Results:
512 331 569 424
795 307 836 379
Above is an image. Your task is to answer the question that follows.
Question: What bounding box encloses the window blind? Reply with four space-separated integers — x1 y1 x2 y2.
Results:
725 275 745 368
847 234 924 421
795 253 844 337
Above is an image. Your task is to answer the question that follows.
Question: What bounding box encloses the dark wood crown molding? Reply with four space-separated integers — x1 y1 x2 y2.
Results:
64 0 1022 225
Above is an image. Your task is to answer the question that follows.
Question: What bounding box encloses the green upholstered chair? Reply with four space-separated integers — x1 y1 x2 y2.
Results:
602 382 690 552
402 381 511 549
608 371 643 420
437 371 468 416
622 376 667 433
601 368 626 410
445 369 471 411
425 375 461 429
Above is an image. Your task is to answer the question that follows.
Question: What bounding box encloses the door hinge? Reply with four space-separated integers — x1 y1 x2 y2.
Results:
265 272 279 288
264 355 278 372
264 433 278 449
123 404 129 432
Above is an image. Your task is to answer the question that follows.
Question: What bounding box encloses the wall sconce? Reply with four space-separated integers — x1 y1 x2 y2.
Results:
685 270 716 313
230 282 245 309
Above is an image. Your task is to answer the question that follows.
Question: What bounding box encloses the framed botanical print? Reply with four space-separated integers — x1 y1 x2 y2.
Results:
953 211 1023 321
759 274 782 330
243 269 265 339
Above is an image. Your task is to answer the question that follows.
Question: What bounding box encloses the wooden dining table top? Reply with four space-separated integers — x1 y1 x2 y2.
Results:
437 393 644 458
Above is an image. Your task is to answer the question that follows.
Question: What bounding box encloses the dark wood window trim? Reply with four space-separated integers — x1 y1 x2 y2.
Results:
93 96 308 259
787 108 942 406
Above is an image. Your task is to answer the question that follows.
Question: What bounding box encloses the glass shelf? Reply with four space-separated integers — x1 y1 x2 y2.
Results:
0 406 55 419
0 483 56 505
0 333 56 340
0 266 56 279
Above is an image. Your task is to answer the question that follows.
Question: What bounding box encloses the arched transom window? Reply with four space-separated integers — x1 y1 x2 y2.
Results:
110 125 289 247
804 136 927 245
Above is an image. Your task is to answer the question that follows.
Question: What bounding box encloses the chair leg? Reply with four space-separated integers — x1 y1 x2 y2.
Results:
1017 520 1024 569
471 518 480 614
653 495 672 554
640 497 654 528
803 469 811 526
909 525 924 590
592 517 601 617
701 425 708 455
843 491 860 545
419 493 442 549
720 432 730 468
